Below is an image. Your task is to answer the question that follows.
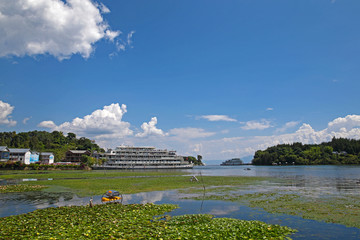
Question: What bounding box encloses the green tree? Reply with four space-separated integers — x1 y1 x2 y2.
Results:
252 138 360 165
81 155 96 167
66 133 77 143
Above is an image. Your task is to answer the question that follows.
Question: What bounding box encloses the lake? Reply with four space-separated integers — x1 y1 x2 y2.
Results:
1 165 360 239
187 165 360 195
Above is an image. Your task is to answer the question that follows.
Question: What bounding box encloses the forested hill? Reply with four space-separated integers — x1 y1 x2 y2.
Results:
0 131 103 162
252 138 360 165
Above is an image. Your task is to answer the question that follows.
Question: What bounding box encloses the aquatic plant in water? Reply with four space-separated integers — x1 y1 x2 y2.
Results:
239 192 360 229
0 184 46 193
188 187 360 229
0 203 296 239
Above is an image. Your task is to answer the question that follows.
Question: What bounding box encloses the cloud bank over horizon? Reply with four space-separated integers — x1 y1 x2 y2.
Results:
199 115 360 159
35 102 360 160
0 0 121 60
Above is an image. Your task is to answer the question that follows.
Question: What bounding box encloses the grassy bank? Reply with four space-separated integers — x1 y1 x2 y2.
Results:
0 170 185 180
0 203 296 239
27 175 267 197
1 170 267 196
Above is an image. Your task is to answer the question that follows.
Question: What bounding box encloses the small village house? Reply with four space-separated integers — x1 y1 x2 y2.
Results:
0 146 10 162
65 150 91 163
8 148 39 165
40 152 54 164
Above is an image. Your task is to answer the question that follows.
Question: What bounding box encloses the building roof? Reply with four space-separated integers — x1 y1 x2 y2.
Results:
9 148 31 153
116 146 155 149
68 150 89 154
0 146 9 151
40 152 54 155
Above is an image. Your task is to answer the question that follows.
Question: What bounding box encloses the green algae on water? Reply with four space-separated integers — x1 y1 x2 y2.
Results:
0 203 296 239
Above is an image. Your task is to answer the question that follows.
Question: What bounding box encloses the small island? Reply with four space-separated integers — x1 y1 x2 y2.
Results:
221 158 243 166
252 137 360 165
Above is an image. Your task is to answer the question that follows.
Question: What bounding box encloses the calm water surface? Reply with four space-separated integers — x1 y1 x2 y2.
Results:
187 165 360 195
188 165 360 179
1 165 360 239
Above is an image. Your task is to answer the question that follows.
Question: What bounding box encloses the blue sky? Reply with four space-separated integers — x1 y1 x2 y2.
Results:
1 0 360 162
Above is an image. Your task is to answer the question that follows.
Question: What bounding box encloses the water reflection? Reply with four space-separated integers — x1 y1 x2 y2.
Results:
122 191 179 205
0 191 76 217
188 165 360 179
0 190 179 218
207 205 240 216
186 165 360 194
278 176 360 196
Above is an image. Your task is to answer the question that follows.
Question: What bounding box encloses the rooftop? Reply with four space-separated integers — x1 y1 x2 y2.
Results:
40 152 54 155
9 148 31 153
68 150 89 154
0 146 9 151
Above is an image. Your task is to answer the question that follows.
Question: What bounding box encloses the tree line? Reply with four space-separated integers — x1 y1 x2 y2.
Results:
252 137 360 165
0 131 104 162
185 155 204 166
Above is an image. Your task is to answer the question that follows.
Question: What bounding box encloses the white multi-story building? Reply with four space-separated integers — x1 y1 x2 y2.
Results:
97 146 193 169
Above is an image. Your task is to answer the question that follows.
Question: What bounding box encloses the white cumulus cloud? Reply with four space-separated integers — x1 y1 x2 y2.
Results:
22 117 31 125
136 117 167 138
241 119 272 130
0 100 17 126
327 115 360 131
168 128 216 139
38 103 133 139
97 2 110 13
127 30 135 47
0 0 120 60
38 120 56 129
192 143 203 153
200 115 237 122
276 121 300 133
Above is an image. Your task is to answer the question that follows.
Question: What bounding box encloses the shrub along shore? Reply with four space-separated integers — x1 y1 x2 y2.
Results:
0 162 84 170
